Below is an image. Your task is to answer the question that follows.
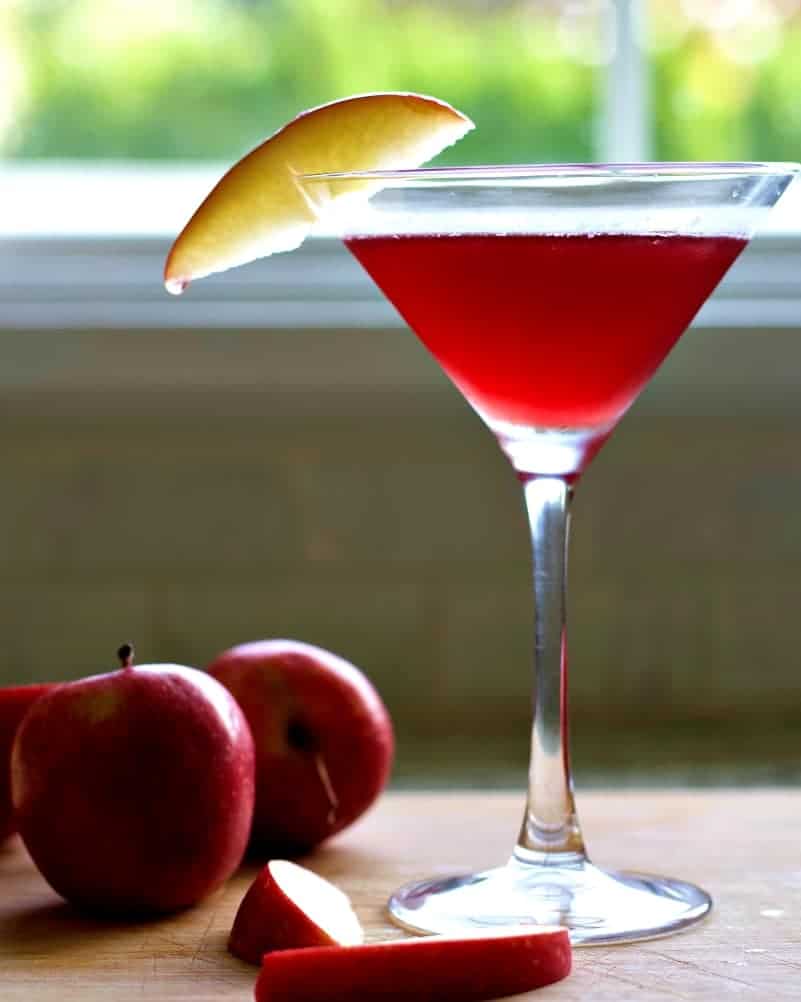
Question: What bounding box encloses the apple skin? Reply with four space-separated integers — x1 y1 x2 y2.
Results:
228 860 362 965
207 640 393 855
11 664 255 915
0 684 55 842
255 928 572 1002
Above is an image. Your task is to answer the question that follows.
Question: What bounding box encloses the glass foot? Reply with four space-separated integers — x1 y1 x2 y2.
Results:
388 857 711 945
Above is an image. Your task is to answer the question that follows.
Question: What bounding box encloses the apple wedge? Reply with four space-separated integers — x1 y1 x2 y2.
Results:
229 860 363 965
254 927 571 1002
164 92 473 292
0 683 54 842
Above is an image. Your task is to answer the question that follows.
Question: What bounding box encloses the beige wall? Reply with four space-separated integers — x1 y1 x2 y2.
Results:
1 326 800 777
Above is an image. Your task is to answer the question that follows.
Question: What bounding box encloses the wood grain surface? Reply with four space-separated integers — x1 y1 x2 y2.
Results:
2 790 799 1000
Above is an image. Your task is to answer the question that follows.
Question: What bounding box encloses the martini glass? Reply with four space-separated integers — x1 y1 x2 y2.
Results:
300 163 798 944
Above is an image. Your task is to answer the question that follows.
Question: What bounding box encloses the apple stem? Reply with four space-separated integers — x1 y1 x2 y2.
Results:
314 752 339 827
117 643 135 669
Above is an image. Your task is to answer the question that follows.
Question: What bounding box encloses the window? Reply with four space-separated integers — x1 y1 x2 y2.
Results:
2 0 800 330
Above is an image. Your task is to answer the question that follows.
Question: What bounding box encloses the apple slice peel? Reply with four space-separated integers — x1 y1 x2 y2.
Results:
254 926 571 1002
229 860 363 965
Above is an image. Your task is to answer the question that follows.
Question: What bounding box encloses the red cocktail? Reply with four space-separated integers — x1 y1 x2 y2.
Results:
348 232 746 476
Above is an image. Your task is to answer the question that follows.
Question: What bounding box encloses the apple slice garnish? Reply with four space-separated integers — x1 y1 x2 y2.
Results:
229 860 363 965
164 92 473 293
254 926 571 1002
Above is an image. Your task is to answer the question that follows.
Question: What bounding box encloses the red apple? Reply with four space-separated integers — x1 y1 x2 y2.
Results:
0 683 54 842
229 859 363 965
208 640 393 855
254 927 572 1002
11 645 255 915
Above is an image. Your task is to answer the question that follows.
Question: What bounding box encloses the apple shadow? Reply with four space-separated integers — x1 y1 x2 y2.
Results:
0 833 24 857
1 899 159 959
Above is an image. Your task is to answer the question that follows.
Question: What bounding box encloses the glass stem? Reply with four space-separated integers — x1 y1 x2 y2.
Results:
515 476 586 862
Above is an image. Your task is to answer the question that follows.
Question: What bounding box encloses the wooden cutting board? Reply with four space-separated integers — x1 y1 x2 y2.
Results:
2 790 799 1000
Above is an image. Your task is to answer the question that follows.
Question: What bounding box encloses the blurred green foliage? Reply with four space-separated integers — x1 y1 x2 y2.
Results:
1 0 799 164
650 10 801 162
1 0 597 163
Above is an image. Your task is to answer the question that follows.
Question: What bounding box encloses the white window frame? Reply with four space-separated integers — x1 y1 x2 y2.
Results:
3 220 801 332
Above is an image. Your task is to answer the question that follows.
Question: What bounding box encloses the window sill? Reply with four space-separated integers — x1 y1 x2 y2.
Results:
3 230 800 331
2 162 800 332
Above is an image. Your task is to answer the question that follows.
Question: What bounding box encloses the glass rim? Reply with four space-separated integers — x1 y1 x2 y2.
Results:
301 161 801 183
